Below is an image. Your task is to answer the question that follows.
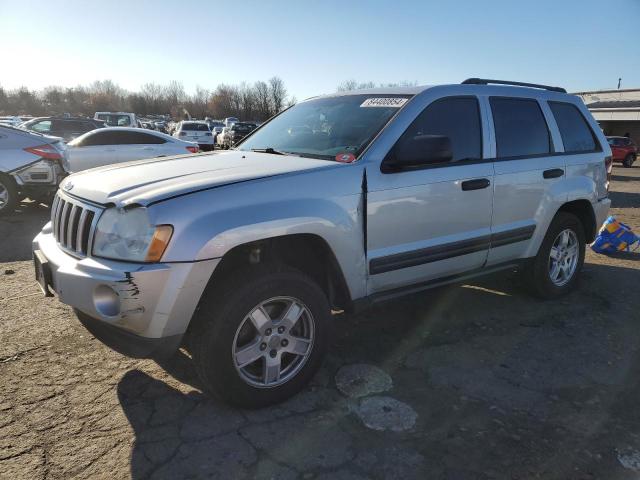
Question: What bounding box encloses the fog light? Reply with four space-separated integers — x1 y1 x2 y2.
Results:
93 285 120 317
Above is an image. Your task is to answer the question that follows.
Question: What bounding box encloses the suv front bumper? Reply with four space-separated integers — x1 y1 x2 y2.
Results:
33 224 219 358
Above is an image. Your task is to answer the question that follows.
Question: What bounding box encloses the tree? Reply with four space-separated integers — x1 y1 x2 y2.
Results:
269 76 287 114
0 86 8 114
190 85 210 119
0 77 294 120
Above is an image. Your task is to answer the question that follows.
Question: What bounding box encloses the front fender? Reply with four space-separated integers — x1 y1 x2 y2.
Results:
152 166 367 300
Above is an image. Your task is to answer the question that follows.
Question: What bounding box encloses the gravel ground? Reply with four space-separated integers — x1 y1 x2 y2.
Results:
1 165 639 479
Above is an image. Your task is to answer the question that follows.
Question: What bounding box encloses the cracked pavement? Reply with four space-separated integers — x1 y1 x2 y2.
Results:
1 166 640 479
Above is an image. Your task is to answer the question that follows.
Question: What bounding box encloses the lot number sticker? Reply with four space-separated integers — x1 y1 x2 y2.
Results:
360 97 408 108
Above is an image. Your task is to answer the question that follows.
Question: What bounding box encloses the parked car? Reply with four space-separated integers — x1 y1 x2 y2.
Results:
0 125 67 214
173 121 215 151
0 116 25 127
32 79 611 407
209 122 225 143
216 127 230 148
20 117 105 142
607 136 637 167
65 127 199 172
94 112 139 128
219 122 257 149
224 117 239 127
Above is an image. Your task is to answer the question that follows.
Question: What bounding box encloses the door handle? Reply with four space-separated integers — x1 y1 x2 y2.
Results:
543 168 564 179
461 178 490 191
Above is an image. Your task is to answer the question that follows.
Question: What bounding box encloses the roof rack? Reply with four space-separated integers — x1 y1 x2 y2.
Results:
461 78 567 93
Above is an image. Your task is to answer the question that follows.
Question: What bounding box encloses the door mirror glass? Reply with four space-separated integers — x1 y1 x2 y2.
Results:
390 134 453 169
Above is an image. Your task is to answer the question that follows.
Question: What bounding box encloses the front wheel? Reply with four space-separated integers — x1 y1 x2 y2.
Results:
623 154 635 168
523 212 586 299
190 265 330 408
0 174 18 216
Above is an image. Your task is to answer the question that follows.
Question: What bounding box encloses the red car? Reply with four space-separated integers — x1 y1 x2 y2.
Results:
607 136 637 167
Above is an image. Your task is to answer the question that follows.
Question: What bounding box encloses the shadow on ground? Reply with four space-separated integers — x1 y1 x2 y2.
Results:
0 200 51 262
116 262 640 479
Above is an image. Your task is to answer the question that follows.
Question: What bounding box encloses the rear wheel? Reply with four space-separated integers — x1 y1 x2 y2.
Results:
0 174 18 216
190 265 330 408
623 154 635 168
524 212 585 299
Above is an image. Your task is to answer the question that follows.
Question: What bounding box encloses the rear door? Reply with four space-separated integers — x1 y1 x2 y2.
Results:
366 96 494 293
67 130 124 171
486 96 565 265
112 131 167 161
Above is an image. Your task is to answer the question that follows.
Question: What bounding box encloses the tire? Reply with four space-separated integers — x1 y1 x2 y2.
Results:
190 264 330 408
524 211 586 299
623 154 634 168
0 174 18 216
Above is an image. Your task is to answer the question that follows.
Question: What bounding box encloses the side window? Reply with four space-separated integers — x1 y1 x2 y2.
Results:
79 131 126 146
490 98 551 158
395 96 482 164
32 120 52 133
548 102 598 153
116 131 166 144
79 131 109 146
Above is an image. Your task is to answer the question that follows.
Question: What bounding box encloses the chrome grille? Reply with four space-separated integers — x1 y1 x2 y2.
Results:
51 192 101 257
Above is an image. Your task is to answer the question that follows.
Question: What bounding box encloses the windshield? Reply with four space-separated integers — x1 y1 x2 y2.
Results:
237 94 411 160
97 114 132 127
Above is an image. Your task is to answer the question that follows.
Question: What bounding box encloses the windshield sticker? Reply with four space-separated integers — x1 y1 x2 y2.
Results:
335 153 356 163
360 97 408 108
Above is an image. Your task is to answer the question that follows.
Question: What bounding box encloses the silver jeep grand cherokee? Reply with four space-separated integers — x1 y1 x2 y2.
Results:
33 79 612 407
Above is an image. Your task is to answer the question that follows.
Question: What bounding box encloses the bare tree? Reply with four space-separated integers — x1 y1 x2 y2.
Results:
190 85 210 119
269 76 287 114
254 80 271 119
0 77 294 120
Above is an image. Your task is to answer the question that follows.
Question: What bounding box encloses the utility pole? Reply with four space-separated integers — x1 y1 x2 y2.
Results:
618 77 622 89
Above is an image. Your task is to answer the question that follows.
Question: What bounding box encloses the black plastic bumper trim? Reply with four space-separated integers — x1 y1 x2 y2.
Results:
74 309 182 359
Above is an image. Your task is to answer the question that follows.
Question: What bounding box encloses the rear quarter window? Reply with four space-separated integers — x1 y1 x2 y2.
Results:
548 102 598 153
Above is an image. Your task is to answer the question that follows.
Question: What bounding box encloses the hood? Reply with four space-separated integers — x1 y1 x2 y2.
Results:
62 151 335 207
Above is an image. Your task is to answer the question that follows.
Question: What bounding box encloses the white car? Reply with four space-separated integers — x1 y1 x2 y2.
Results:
0 125 67 214
173 121 215 151
66 127 199 172
0 116 24 127
94 112 139 128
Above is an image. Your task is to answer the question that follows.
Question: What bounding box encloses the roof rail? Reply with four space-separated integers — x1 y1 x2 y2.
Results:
461 78 567 93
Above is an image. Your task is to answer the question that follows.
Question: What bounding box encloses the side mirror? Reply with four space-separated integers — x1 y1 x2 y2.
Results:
388 134 453 170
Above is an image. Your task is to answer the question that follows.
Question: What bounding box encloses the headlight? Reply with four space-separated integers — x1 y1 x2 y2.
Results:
92 207 173 262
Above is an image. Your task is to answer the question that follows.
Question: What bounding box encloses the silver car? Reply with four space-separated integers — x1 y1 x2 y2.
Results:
32 79 611 407
0 125 67 214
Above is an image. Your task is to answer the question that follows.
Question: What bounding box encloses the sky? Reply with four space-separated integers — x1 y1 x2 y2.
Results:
2 0 640 100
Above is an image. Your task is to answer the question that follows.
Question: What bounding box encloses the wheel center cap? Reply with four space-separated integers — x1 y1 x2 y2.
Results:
268 336 281 349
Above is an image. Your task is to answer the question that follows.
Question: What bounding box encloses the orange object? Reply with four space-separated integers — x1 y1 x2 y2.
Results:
145 225 173 262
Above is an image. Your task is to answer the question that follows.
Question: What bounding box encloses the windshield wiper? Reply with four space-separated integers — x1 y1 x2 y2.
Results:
250 147 291 156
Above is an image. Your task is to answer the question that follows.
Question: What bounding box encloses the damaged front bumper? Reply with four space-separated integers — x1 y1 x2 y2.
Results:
33 224 219 358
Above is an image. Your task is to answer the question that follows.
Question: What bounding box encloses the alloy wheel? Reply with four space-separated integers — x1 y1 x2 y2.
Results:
548 228 579 287
232 296 315 388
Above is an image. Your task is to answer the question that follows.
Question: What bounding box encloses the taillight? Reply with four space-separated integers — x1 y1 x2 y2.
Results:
605 155 613 191
24 144 62 160
186 146 199 153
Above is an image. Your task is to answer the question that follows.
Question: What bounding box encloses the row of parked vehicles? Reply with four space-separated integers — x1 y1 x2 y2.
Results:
0 113 261 215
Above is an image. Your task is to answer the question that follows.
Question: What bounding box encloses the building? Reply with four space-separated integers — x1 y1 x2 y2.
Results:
575 88 640 141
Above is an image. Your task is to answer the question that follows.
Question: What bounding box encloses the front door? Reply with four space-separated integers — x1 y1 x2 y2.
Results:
366 96 494 294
